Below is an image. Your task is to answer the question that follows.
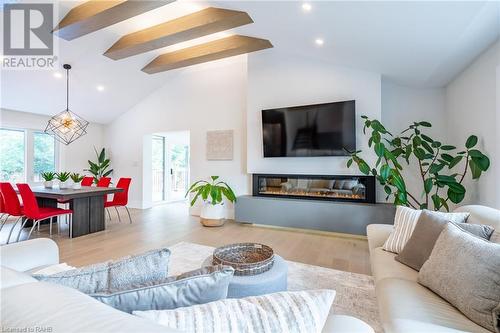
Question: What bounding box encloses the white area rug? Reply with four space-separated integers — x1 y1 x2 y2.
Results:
168 242 382 333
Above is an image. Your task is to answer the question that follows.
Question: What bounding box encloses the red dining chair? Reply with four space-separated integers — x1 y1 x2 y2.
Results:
16 183 73 241
97 177 111 212
0 182 25 243
97 177 111 187
105 178 132 223
81 176 94 186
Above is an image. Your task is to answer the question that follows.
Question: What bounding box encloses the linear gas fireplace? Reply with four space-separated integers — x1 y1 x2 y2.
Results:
252 174 376 204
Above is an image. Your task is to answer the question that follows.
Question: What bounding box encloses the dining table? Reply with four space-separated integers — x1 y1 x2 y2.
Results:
24 186 123 238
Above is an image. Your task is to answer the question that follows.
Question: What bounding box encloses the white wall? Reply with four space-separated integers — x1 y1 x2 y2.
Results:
0 108 105 180
445 40 500 208
381 80 446 206
104 56 249 215
247 52 382 177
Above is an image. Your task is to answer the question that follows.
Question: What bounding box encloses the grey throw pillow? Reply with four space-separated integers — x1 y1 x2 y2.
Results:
418 223 500 333
395 210 494 271
92 265 234 313
33 248 170 294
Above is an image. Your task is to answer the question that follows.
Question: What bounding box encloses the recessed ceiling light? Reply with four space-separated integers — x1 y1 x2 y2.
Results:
53 72 63 78
315 38 324 46
96 85 105 92
302 3 312 12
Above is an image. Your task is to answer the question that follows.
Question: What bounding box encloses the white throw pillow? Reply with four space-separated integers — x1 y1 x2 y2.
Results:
382 206 470 254
134 289 336 333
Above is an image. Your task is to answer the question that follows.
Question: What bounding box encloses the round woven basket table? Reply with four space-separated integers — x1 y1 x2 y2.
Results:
212 243 275 276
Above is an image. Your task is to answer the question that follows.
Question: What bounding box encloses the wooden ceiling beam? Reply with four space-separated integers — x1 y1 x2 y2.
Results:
104 7 253 60
54 0 174 41
142 35 273 74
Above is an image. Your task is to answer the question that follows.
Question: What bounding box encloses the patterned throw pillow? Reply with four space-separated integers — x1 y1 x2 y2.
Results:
33 248 170 294
133 289 336 333
382 206 470 254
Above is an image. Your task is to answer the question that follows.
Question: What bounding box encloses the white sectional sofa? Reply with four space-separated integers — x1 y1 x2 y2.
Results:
367 205 500 333
0 238 373 333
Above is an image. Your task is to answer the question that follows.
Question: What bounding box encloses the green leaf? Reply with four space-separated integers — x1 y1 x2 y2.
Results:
447 182 465 194
471 155 490 171
370 120 387 134
98 148 105 164
390 170 406 193
347 159 353 168
412 136 422 147
211 176 219 181
447 188 465 204
468 149 483 158
469 159 482 179
424 178 433 194
465 135 478 149
431 141 441 148
436 175 457 183
429 163 444 174
441 153 454 163
413 148 426 160
440 145 456 151
448 156 463 169
374 142 385 157
421 134 433 143
358 161 371 175
384 185 392 195
431 194 441 210
380 164 391 181
421 141 434 154
419 121 432 127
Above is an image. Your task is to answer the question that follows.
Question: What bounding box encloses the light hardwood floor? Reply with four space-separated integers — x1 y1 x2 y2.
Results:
0 202 371 275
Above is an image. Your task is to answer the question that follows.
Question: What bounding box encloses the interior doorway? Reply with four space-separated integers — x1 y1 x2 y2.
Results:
151 131 190 203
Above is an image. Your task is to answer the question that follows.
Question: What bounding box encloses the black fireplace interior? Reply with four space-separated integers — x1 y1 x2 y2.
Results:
252 174 375 204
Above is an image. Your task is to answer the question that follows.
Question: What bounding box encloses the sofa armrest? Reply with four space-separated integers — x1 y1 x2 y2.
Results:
367 224 393 252
0 238 59 272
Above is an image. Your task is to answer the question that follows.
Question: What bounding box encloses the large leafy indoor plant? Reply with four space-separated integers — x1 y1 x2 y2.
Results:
185 176 237 227
85 147 113 184
346 117 490 211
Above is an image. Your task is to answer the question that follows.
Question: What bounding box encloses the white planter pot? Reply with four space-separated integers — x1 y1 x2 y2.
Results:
200 202 225 227
59 181 69 189
43 181 53 188
73 183 81 190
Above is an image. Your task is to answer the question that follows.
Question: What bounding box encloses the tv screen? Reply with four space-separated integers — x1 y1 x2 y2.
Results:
262 100 356 157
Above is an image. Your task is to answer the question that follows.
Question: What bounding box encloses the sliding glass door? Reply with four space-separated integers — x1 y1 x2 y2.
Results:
151 135 189 203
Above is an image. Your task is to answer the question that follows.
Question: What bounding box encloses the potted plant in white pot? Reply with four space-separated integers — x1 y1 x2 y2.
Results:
41 172 56 188
185 176 236 227
70 173 84 189
56 172 71 189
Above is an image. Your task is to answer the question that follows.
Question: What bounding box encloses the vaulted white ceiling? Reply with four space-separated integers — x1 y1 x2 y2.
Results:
1 1 499 124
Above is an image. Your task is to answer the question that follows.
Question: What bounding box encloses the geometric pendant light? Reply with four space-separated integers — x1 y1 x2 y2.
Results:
45 64 89 145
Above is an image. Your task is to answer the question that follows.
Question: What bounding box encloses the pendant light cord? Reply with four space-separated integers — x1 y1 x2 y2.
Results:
66 66 69 110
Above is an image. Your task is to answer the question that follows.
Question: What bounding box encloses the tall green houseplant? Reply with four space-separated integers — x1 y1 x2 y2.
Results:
85 147 113 184
347 117 490 211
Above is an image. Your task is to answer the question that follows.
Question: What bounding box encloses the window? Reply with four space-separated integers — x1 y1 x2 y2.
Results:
0 128 58 183
33 132 56 182
0 129 25 183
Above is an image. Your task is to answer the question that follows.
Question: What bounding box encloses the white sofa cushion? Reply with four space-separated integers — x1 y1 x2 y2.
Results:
1 281 180 333
0 238 59 272
377 278 490 333
0 266 38 290
370 248 418 284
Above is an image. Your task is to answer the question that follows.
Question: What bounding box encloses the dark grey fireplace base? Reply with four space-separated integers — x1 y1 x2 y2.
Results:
235 195 396 236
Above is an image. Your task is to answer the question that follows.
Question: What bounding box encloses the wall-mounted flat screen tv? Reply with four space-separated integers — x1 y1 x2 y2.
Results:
262 100 356 157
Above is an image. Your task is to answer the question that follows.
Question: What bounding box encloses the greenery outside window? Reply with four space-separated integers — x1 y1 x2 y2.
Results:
0 127 59 183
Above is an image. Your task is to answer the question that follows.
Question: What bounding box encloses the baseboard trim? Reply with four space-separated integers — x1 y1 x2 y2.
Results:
243 223 368 240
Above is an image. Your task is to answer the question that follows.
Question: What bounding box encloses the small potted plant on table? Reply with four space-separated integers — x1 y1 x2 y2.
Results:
41 172 56 188
57 172 71 189
186 176 236 227
70 173 84 189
